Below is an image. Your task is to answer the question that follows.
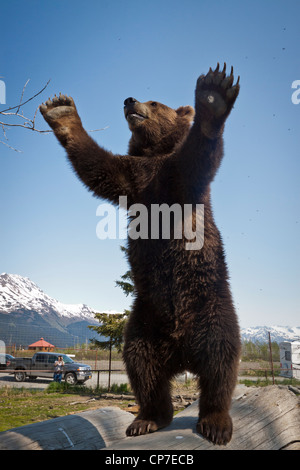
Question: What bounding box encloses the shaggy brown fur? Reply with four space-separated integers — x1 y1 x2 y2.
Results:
40 63 241 445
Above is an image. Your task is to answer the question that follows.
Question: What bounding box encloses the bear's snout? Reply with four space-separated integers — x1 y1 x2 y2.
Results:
124 97 139 106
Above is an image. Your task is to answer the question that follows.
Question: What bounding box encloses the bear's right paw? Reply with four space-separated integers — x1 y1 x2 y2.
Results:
39 94 79 128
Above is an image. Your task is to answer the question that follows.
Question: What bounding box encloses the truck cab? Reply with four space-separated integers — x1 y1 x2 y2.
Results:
14 352 92 384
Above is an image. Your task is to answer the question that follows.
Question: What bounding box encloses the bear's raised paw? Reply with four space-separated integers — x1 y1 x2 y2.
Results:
196 63 240 120
40 94 79 129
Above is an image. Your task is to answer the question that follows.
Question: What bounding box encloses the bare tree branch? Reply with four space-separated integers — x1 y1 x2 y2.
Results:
0 139 22 153
0 79 52 152
0 79 107 152
0 79 51 114
0 117 52 132
15 78 30 114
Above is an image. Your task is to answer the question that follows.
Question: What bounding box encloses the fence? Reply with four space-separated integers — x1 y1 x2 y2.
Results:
0 349 288 392
1 333 296 390
2 345 129 391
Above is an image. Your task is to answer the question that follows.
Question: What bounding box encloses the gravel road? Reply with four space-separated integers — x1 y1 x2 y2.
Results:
0 371 129 390
0 369 193 390
0 361 284 390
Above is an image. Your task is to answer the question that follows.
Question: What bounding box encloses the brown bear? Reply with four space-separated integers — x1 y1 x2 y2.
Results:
40 63 241 446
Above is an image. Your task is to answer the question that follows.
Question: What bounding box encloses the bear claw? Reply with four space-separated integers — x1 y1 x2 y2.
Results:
201 62 239 90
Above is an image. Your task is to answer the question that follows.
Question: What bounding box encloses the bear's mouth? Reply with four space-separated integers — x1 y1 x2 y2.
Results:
125 110 147 121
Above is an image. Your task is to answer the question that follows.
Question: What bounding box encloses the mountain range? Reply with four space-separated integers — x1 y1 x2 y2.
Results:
241 325 300 344
0 273 103 348
0 273 299 348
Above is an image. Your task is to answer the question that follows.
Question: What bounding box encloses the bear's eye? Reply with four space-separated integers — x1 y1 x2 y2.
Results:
151 102 157 107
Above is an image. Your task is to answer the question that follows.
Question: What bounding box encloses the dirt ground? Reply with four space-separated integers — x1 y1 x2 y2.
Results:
44 379 200 419
69 379 200 416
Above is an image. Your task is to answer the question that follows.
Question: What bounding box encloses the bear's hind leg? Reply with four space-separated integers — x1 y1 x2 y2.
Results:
189 312 240 445
125 379 173 436
123 336 174 436
196 370 237 446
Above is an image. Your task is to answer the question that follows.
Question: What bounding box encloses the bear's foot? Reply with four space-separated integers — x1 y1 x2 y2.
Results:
196 411 233 446
126 418 159 436
196 63 239 138
126 415 172 437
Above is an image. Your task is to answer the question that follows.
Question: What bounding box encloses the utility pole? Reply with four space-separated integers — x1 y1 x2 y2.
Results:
268 332 275 385
108 339 112 392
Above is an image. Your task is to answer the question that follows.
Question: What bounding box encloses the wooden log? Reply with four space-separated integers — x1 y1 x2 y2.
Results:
0 385 299 450
0 407 134 450
104 385 300 451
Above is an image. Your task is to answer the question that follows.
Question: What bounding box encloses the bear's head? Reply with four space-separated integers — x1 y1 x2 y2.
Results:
124 97 195 157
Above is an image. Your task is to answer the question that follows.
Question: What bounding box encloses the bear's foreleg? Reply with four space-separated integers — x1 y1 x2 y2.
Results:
39 94 138 205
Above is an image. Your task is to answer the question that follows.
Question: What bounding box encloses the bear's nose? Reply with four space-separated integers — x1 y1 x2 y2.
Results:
124 97 138 106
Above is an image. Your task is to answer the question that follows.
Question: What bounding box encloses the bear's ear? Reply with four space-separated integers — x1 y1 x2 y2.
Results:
176 105 195 121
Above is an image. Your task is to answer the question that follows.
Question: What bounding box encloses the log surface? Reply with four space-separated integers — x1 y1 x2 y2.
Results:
104 385 300 450
0 385 299 450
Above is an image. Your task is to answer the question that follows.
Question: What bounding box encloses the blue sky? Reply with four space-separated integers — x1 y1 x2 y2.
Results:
0 0 299 328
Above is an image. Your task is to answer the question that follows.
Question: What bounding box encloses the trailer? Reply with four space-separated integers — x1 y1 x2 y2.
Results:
279 341 300 379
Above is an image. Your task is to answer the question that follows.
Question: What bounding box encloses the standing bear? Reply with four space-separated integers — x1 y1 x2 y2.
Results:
40 63 241 446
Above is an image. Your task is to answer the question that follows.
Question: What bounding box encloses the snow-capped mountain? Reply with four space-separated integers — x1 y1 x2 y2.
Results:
241 325 300 344
1 273 299 347
0 273 107 347
0 273 96 322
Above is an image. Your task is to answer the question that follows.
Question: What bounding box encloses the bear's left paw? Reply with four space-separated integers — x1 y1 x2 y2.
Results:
126 418 159 436
196 411 233 446
196 63 240 119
